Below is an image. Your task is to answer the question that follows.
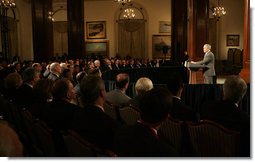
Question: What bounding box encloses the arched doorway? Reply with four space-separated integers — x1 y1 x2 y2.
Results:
0 2 18 62
51 0 68 59
115 2 147 59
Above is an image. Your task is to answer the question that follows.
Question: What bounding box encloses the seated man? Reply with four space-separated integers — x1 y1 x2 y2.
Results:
167 75 199 122
201 75 249 156
105 73 131 106
42 78 79 131
113 88 177 156
72 76 120 150
47 62 62 81
127 77 153 109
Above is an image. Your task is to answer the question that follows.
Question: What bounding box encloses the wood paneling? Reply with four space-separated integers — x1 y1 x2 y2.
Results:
32 0 53 62
192 0 209 60
171 0 188 63
67 0 84 59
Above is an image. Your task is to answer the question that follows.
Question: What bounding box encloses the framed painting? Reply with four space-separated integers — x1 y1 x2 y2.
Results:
226 34 239 46
85 40 109 57
86 21 106 39
152 34 171 59
159 21 171 33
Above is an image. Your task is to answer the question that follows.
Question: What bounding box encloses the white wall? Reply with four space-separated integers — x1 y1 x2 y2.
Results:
16 0 33 61
84 0 171 58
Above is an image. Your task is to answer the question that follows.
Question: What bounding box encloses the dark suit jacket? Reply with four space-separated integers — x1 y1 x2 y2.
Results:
113 122 177 157
42 100 78 130
72 104 120 150
201 100 250 156
170 97 198 122
16 83 34 109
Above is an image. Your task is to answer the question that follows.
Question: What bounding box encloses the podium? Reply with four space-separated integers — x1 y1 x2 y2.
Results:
185 61 208 84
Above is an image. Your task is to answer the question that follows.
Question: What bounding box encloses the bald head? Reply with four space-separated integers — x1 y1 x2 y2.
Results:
223 75 247 104
115 73 130 90
0 121 23 157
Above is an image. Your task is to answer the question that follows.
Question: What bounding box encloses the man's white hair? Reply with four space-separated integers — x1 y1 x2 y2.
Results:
204 44 211 50
50 62 60 72
135 77 153 95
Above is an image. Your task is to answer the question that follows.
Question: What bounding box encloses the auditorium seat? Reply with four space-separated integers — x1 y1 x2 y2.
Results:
63 130 117 157
187 120 240 156
158 116 193 156
103 101 121 123
118 105 140 125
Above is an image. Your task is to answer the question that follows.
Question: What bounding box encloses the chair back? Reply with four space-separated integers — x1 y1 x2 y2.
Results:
187 120 240 156
63 130 117 157
33 119 56 156
158 116 185 155
20 110 44 156
103 101 121 122
118 105 140 125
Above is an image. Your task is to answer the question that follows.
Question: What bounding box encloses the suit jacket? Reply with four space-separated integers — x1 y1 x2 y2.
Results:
170 97 198 122
106 89 131 106
42 100 79 130
47 72 61 81
195 51 215 77
126 95 142 110
16 83 34 109
72 104 120 150
201 100 250 156
113 122 177 156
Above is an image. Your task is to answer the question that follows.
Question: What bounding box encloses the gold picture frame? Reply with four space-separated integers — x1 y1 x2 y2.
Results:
152 34 171 59
85 40 109 57
86 21 106 39
226 34 240 46
159 21 171 33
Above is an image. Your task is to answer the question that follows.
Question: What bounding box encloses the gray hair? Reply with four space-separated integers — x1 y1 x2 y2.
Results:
135 77 153 95
204 44 211 50
223 75 247 104
50 62 60 73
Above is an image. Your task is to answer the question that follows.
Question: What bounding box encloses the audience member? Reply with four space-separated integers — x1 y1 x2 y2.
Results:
127 77 153 109
3 72 23 101
114 88 177 156
0 120 23 156
88 68 102 78
16 67 40 109
48 62 62 81
201 75 249 156
72 75 120 150
30 78 54 118
167 75 198 122
105 73 131 105
42 78 79 130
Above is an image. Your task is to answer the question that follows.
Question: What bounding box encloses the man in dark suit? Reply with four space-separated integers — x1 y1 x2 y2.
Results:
16 67 40 109
114 88 177 156
167 75 198 122
42 78 79 131
201 75 249 156
191 44 216 84
72 76 120 150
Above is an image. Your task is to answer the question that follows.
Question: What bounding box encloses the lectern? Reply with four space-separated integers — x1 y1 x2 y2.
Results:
185 61 208 84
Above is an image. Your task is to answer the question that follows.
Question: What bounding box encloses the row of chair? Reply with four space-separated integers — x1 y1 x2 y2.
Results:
0 94 117 157
103 101 140 125
158 116 241 157
102 100 241 157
